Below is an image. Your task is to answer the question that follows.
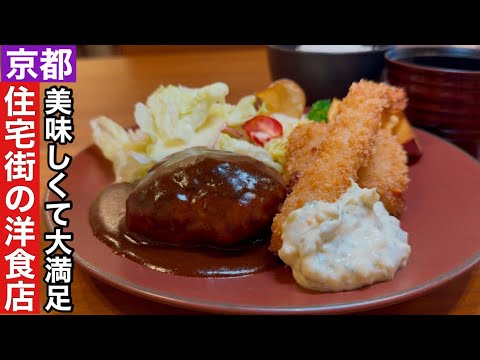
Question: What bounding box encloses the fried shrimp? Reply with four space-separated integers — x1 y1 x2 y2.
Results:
357 129 409 217
285 124 409 217
284 121 328 188
270 80 394 254
284 81 409 217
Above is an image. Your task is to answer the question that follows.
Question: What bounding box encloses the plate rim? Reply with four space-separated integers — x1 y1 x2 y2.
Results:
43 128 480 314
68 244 479 314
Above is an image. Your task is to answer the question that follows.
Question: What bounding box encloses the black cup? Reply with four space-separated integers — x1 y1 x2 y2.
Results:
267 45 393 105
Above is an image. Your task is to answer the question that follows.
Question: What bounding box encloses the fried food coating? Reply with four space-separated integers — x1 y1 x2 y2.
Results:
286 125 409 217
357 129 409 217
270 80 395 254
285 121 328 188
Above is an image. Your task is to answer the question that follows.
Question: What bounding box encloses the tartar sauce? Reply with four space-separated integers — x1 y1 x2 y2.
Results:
279 181 410 292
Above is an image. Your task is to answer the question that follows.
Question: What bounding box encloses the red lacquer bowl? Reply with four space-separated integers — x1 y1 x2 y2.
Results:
385 46 480 159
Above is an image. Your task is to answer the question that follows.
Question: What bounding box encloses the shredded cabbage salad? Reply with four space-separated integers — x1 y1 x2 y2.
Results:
90 82 308 183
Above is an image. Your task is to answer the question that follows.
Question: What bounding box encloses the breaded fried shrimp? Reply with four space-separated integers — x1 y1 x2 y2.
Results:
270 80 393 254
285 121 328 186
357 129 409 217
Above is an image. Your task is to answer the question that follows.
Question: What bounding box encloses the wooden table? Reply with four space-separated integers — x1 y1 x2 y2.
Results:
39 47 480 314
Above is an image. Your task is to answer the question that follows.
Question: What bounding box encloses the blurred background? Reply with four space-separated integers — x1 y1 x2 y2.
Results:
77 45 480 58
77 45 262 57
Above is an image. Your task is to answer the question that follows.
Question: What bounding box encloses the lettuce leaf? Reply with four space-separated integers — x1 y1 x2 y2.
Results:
215 133 283 173
90 83 259 183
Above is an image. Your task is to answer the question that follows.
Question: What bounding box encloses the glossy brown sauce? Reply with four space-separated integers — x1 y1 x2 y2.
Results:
89 148 286 278
89 183 281 277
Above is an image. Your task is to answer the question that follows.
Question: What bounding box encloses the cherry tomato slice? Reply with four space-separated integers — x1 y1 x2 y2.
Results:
242 115 283 146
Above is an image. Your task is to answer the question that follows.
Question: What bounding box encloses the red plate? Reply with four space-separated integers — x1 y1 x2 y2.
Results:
44 129 480 314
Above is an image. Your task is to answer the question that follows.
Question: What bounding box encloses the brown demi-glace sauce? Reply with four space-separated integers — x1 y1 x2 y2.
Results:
89 147 286 277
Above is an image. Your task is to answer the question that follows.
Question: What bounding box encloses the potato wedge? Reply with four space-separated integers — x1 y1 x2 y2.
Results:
256 79 306 118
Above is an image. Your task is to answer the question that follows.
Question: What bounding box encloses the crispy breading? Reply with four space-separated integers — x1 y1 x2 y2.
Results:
270 80 394 254
357 129 409 217
284 79 409 213
285 124 409 217
285 121 328 187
